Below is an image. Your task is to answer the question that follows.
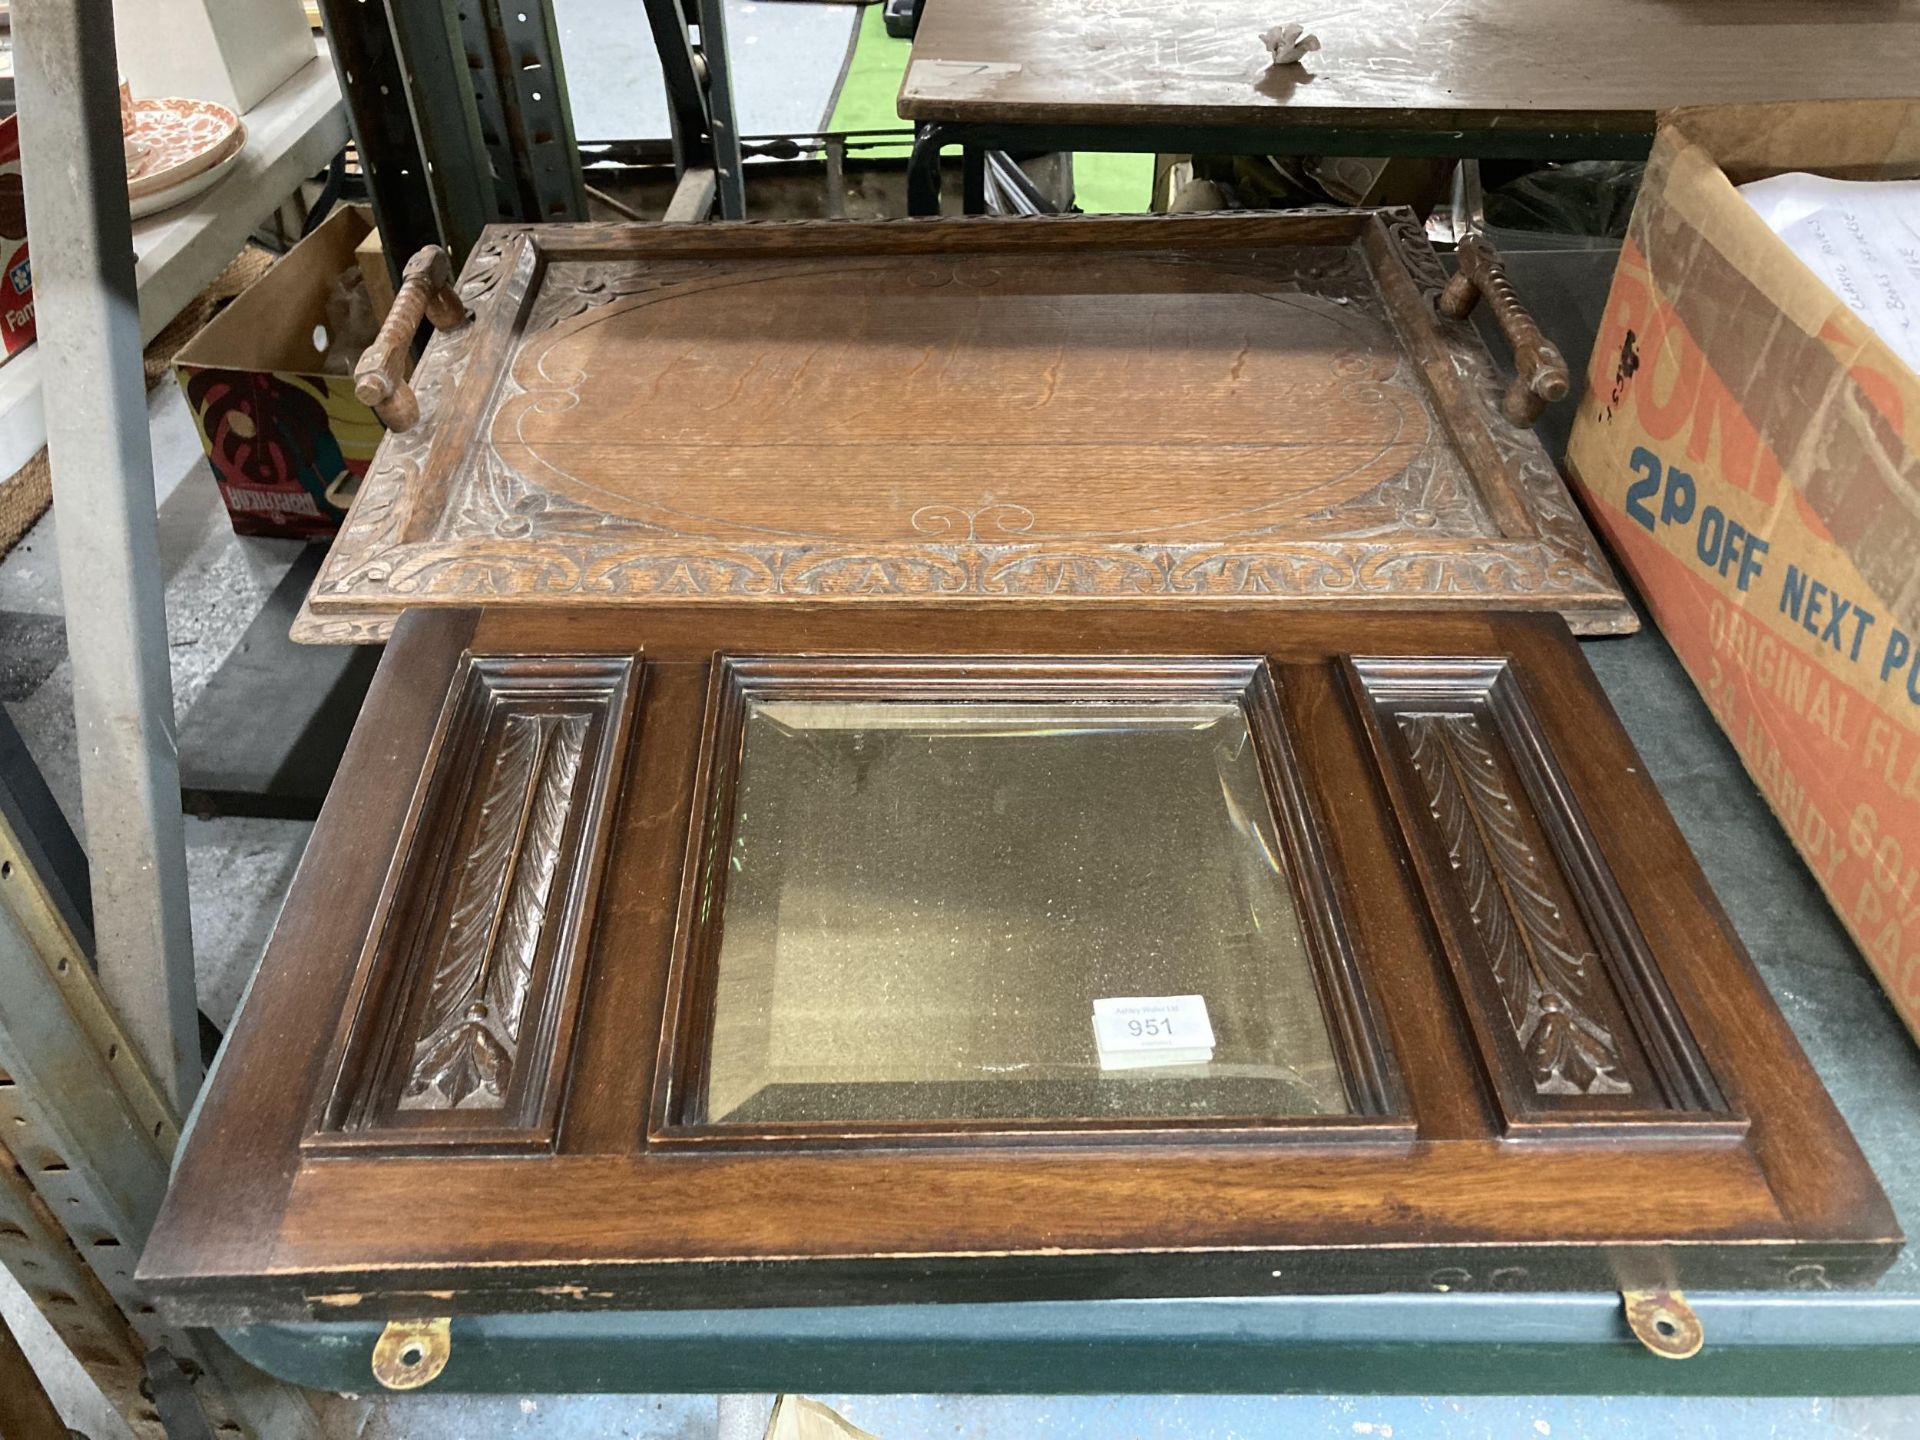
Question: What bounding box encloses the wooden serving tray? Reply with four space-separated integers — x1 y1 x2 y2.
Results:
296 212 1630 642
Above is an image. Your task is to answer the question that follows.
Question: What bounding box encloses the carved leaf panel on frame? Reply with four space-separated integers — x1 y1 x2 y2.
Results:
309 652 638 1153
400 709 591 1111
1351 658 1737 1136
1397 710 1629 1099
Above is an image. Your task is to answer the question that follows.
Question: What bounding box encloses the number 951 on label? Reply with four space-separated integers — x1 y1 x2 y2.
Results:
1091 995 1215 1071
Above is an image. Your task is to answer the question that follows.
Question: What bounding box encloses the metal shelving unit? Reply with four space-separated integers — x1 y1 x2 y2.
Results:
0 47 347 480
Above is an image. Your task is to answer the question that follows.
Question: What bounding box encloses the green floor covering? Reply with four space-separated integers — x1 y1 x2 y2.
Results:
824 3 1154 214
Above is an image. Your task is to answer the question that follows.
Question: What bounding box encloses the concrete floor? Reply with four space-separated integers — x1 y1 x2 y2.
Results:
0 378 311 1030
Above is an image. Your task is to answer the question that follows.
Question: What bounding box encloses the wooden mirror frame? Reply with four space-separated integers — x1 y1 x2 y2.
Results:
139 606 1899 1325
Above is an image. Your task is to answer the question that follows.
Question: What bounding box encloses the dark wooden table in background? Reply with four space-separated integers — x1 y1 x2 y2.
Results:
898 0 1920 211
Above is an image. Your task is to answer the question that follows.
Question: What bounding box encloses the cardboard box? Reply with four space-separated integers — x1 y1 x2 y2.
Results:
1566 100 1920 1042
174 206 384 538
0 115 35 361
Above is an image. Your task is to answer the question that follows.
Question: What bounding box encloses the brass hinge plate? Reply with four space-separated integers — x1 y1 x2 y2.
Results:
1622 1288 1704 1359
372 1316 452 1390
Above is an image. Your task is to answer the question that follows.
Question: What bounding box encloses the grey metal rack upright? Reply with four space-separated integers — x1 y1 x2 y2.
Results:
317 0 745 267
14 0 199 1120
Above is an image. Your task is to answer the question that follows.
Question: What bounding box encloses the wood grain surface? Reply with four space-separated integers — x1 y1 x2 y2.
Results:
139 606 1898 1325
299 212 1631 637
900 0 1920 132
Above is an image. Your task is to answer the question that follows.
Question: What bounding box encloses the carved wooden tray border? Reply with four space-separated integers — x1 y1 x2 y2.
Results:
293 212 1631 644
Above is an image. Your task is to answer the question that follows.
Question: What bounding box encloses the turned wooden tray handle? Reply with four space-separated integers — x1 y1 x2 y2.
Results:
354 245 471 432
1438 234 1570 428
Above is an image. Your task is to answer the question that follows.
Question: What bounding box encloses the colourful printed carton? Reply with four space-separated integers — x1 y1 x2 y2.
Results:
0 114 36 360
174 206 384 537
1566 101 1920 1043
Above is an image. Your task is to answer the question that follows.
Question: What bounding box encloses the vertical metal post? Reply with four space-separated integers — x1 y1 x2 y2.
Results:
0 1149 162 1436
13 0 201 1111
907 122 948 216
690 0 746 218
642 0 719 180
474 0 590 222
383 0 498 266
316 0 442 275
451 0 526 220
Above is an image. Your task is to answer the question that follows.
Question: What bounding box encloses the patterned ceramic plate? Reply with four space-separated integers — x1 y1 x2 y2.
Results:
129 123 247 220
126 97 241 200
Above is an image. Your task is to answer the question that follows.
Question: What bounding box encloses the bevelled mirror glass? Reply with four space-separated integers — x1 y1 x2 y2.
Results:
698 693 1350 1125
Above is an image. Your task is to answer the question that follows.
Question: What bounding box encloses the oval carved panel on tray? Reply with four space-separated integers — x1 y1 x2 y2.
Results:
489 253 1487 546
